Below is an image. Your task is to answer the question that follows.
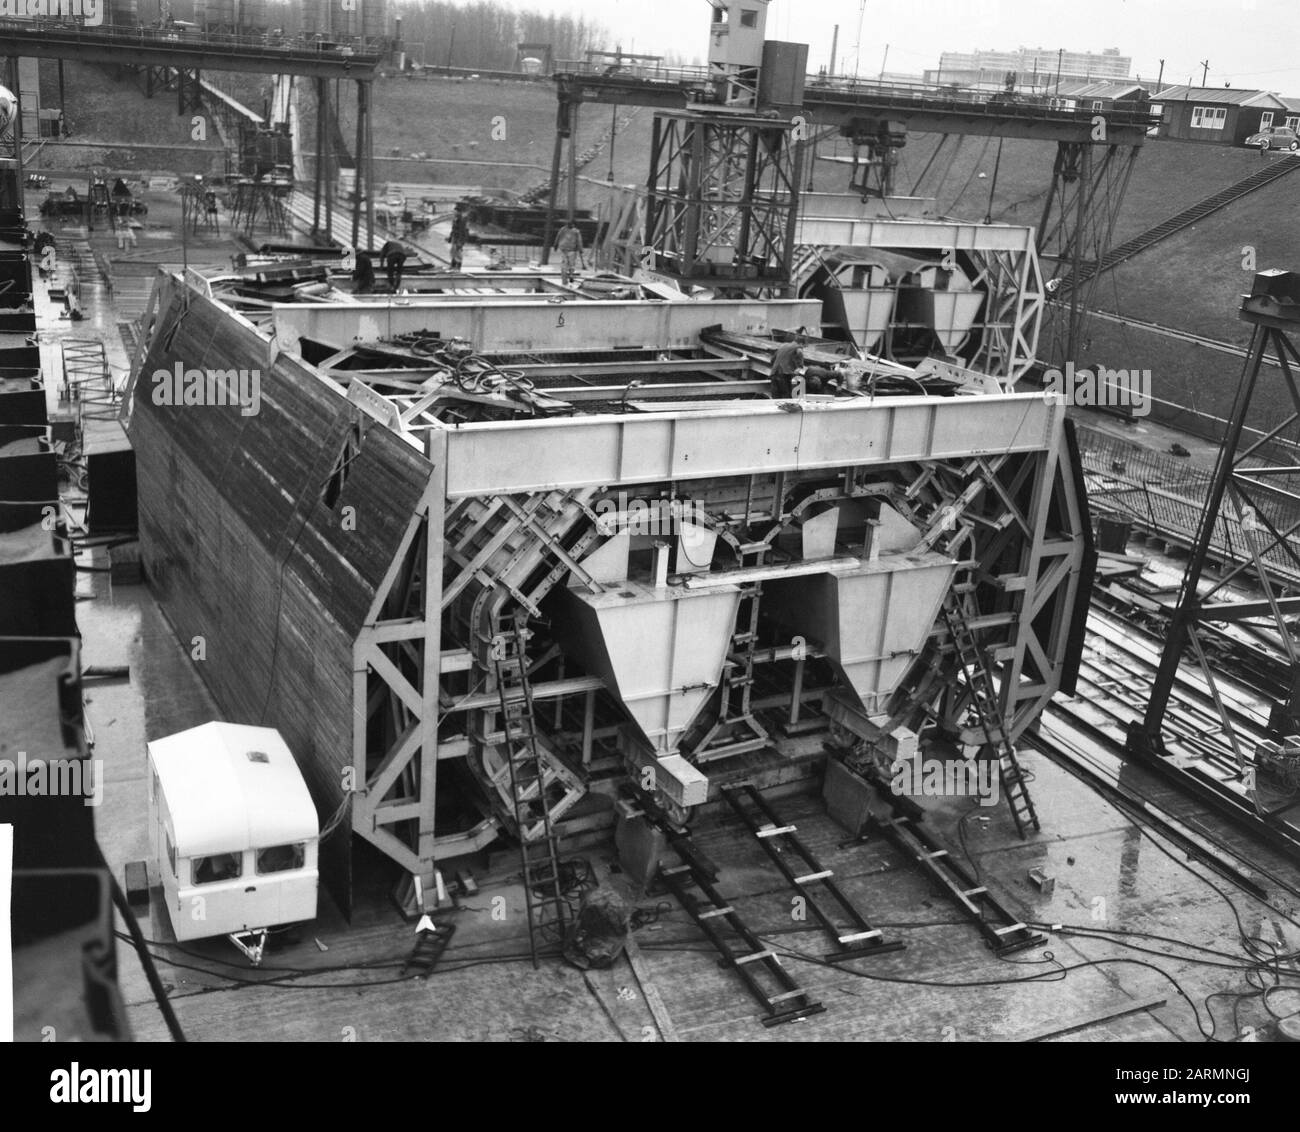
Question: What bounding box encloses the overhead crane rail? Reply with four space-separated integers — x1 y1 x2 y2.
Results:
554 61 1159 144
0 19 386 79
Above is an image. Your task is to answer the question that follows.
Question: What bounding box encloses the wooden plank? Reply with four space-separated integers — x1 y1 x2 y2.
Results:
582 971 630 1042
623 936 679 1043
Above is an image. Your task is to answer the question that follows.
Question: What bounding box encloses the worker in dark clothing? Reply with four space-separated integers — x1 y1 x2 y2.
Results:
805 361 840 391
449 203 469 271
770 340 804 398
770 336 839 398
379 239 407 291
353 252 375 293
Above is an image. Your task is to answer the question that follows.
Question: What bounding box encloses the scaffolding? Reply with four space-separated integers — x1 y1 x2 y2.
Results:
229 177 290 235
180 178 221 235
644 111 804 294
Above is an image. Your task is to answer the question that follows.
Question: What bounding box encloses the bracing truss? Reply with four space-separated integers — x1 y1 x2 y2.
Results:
1037 140 1141 366
645 111 804 291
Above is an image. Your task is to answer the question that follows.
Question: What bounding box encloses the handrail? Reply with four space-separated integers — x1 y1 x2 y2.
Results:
1076 423 1300 587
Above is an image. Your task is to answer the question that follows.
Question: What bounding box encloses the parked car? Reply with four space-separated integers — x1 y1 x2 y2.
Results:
1245 125 1300 151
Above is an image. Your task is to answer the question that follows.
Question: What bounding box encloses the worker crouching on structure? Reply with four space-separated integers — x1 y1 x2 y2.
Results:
380 240 408 291
769 335 844 398
555 221 586 285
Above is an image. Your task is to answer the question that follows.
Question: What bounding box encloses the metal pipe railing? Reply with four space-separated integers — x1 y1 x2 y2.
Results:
1076 422 1300 587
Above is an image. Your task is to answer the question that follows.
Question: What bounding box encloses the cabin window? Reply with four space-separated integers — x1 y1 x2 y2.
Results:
1287 116 1300 131
1260 111 1275 130
1189 105 1226 130
257 842 306 875
193 852 243 885
1091 100 1103 111
740 8 758 27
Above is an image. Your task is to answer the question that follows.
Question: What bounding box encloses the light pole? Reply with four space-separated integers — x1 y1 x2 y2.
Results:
853 0 866 79
608 103 617 182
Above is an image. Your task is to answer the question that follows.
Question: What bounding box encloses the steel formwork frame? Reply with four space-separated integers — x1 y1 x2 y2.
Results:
644 111 804 293
825 428 1090 753
966 439 1090 741
791 217 1045 383
129 270 1090 898
342 380 1087 891
350 472 450 878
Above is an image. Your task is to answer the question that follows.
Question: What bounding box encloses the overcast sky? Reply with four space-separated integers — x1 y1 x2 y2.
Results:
504 0 1300 93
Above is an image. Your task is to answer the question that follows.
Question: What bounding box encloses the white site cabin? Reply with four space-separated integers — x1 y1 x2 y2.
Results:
147 722 319 965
